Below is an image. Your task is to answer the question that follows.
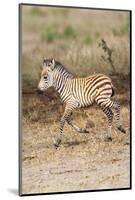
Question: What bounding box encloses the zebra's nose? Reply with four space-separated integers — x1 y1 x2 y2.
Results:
36 88 44 94
37 86 44 94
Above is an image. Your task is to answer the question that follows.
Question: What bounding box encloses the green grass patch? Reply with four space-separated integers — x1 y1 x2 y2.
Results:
44 30 60 42
63 25 77 39
41 26 61 42
84 35 93 45
41 25 78 42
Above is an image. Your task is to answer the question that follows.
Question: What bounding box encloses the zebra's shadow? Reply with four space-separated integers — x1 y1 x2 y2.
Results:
63 139 88 147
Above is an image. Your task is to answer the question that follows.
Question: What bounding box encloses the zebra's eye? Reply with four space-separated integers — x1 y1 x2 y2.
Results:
43 76 47 80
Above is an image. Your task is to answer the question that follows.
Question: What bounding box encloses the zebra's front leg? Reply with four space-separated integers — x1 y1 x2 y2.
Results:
54 108 72 148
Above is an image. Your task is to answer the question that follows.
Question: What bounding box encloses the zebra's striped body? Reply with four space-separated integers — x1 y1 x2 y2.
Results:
58 75 114 108
38 58 125 147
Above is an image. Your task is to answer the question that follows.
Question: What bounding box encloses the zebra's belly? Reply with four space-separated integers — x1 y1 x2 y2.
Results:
78 99 93 108
72 94 94 108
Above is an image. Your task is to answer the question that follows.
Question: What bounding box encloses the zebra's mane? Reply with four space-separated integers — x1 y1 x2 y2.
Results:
54 60 75 79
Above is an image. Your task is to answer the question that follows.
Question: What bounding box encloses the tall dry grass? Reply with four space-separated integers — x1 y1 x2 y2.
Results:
21 6 130 91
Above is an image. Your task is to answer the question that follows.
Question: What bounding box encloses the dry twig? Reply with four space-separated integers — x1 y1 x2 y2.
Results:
99 39 116 73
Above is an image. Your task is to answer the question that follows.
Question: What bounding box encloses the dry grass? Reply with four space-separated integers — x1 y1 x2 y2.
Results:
21 5 131 194
22 6 130 91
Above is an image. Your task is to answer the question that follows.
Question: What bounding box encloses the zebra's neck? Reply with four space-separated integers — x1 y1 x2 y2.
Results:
52 69 73 98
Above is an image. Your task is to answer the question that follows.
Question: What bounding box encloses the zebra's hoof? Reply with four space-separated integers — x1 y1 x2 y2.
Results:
117 125 126 133
79 128 89 133
104 136 112 142
54 138 61 148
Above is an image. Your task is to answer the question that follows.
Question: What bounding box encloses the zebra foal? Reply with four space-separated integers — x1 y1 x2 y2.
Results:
38 58 125 147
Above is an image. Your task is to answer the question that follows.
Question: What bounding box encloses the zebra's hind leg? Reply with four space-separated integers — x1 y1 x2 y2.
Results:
67 113 89 133
102 107 113 141
112 102 126 133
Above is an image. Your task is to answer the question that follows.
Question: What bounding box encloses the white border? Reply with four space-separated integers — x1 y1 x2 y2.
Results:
0 0 134 199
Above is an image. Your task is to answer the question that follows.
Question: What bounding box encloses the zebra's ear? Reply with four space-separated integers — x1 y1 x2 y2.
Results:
51 59 55 70
43 57 47 63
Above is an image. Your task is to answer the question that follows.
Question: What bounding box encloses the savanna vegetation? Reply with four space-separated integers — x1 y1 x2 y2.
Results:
21 5 130 194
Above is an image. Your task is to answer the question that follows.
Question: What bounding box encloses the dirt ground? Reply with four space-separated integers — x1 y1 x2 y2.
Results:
21 87 130 194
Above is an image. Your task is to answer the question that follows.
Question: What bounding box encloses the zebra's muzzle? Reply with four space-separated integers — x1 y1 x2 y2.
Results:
37 85 44 94
36 88 44 94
